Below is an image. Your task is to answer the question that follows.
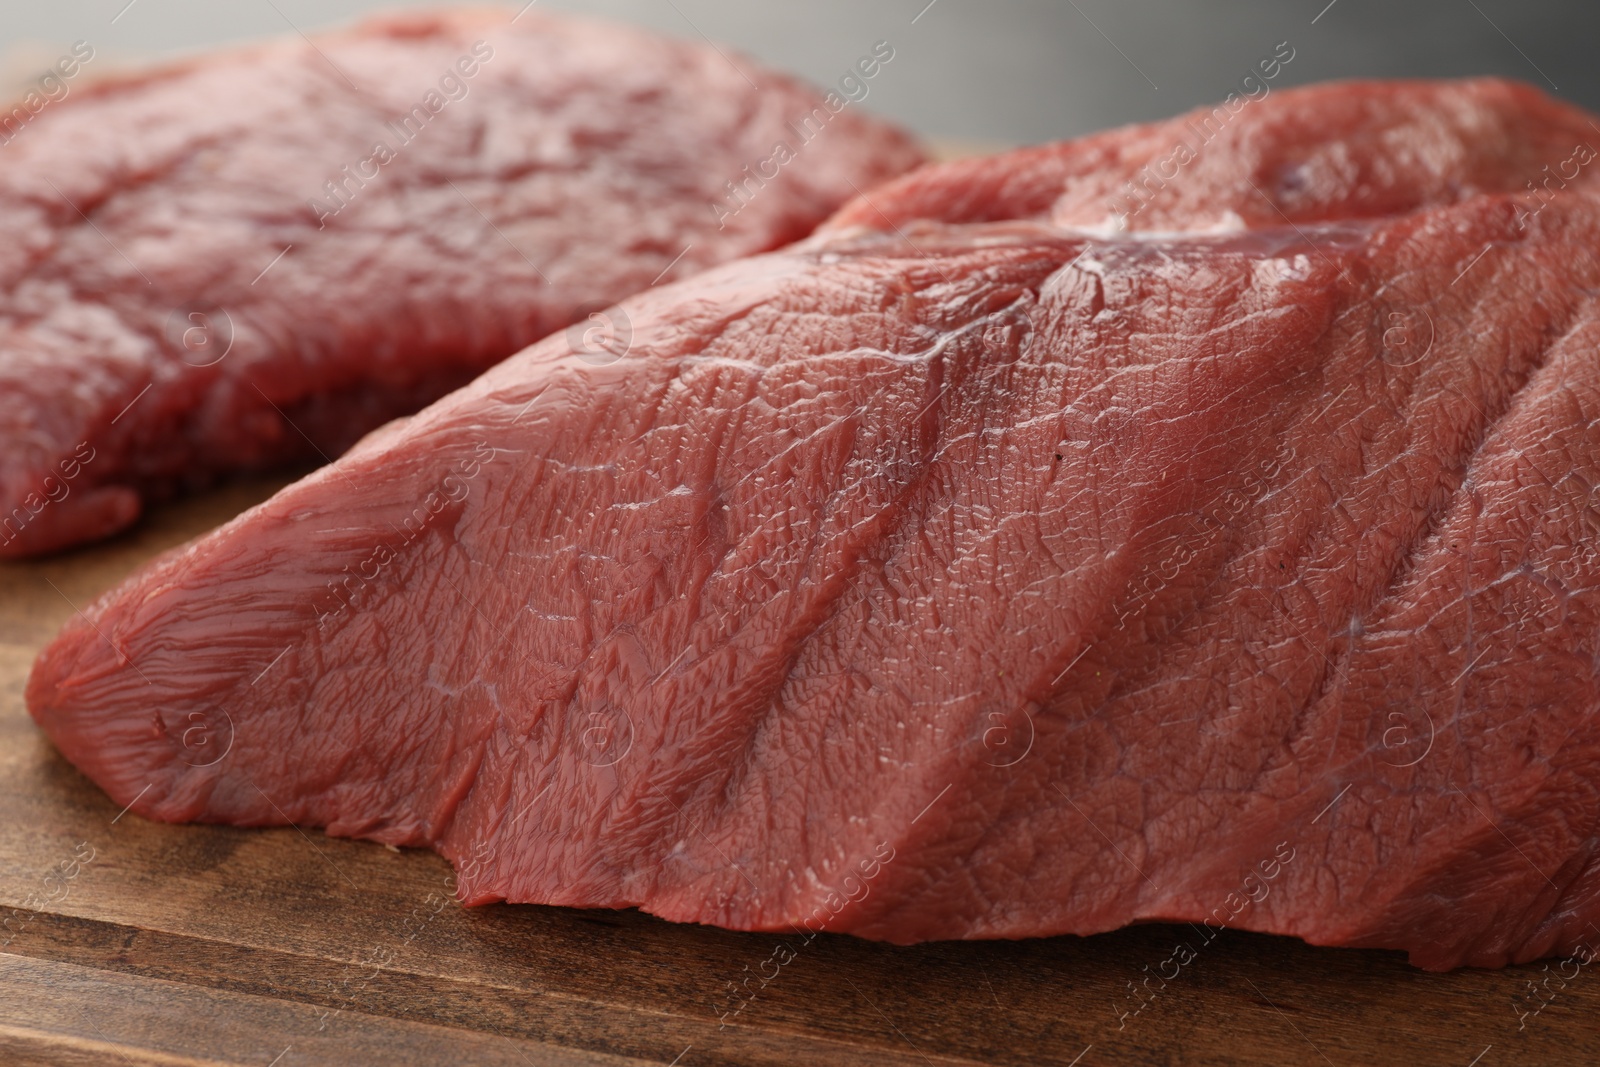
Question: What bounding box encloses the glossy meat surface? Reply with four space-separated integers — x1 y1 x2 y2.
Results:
28 79 1600 969
0 6 924 558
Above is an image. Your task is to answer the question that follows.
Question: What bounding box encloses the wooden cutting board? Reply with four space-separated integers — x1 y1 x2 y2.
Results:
1 478 1595 1066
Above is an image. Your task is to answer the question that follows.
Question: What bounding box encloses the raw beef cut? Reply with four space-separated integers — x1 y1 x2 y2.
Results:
27 78 1600 970
823 77 1598 234
0 7 923 559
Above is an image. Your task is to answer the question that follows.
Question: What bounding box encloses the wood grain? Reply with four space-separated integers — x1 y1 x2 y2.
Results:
0 490 1595 1067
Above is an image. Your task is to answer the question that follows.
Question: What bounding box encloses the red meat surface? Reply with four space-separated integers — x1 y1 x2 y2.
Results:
28 79 1600 969
0 6 923 558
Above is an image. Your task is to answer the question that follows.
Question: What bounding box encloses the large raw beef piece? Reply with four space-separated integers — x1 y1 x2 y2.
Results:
0 7 923 558
28 79 1600 970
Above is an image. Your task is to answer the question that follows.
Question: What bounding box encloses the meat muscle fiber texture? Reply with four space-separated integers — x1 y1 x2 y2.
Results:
28 78 1600 970
0 6 923 559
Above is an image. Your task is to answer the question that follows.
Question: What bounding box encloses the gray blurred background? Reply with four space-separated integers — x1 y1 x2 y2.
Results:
0 0 1593 145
